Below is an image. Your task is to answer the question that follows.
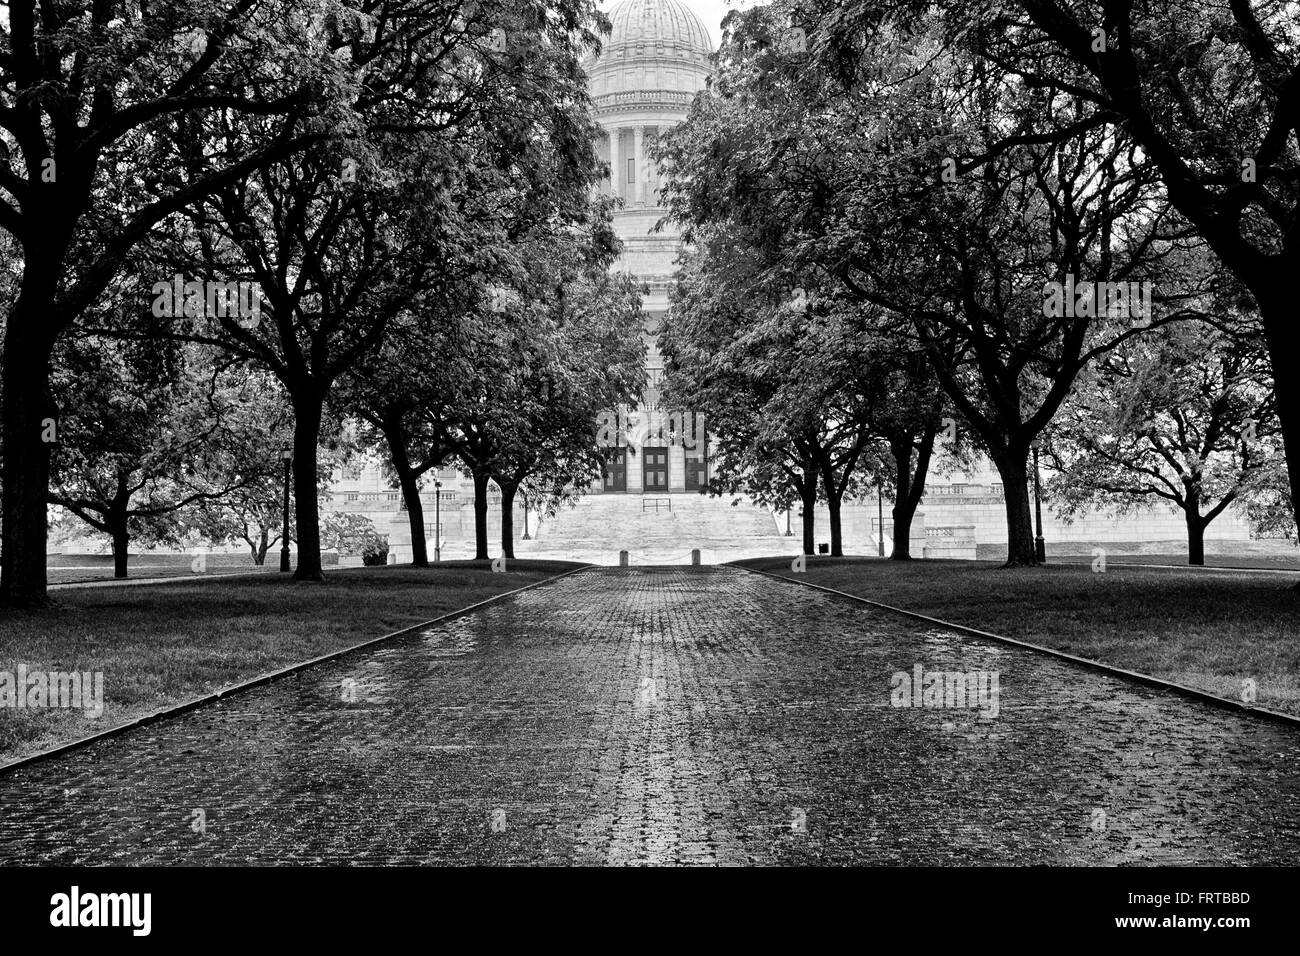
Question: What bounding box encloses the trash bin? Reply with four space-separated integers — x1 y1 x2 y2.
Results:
818 543 829 555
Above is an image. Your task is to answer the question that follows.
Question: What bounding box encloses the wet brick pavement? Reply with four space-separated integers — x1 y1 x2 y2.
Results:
2 567 1298 865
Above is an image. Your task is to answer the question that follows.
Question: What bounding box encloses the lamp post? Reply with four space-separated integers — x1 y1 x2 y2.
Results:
1030 438 1046 563
522 493 531 540
785 506 792 536
434 480 442 563
877 478 885 557
279 448 292 573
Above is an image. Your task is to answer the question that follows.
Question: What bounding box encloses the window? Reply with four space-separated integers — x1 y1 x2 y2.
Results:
627 157 635 183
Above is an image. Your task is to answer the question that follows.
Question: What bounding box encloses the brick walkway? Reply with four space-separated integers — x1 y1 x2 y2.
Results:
2 567 1298 865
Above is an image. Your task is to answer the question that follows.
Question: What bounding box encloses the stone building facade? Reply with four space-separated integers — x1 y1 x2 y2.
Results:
587 0 716 495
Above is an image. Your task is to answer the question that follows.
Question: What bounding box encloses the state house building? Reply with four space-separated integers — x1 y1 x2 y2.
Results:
588 0 715 495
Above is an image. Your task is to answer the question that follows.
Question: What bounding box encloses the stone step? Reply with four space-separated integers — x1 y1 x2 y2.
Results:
517 493 789 564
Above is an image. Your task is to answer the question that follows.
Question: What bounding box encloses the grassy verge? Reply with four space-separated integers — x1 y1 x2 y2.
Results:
0 560 583 764
735 556 1300 716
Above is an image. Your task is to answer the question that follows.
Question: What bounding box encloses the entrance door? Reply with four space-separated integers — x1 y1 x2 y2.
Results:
685 454 706 491
604 448 627 492
642 447 669 490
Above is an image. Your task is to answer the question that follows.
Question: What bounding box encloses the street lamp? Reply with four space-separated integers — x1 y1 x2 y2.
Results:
522 493 531 540
1030 438 1046 563
279 447 292 573
785 506 792 536
434 480 442 563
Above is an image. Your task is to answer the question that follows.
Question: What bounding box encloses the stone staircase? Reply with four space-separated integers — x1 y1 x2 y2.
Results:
516 493 791 565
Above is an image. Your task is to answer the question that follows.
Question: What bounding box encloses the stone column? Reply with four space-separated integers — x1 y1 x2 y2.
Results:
633 125 646 206
608 126 620 201
647 125 657 205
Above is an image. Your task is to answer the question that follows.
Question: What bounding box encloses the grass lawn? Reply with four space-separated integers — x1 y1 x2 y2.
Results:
977 538 1300 570
47 565 280 586
0 560 583 765
1048 553 1300 571
45 552 300 586
736 555 1300 717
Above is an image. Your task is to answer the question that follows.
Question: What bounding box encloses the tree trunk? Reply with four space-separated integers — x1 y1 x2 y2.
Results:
499 480 518 559
889 500 911 560
472 469 491 560
110 522 130 579
800 467 817 556
379 411 429 567
991 449 1038 566
1186 516 1206 566
291 396 325 582
1184 486 1206 566
888 432 934 561
0 317 56 607
397 470 428 567
820 462 844 557
255 527 269 565
1258 298 1300 554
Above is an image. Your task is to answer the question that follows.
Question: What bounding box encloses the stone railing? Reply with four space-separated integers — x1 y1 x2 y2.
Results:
924 485 1005 498
593 90 698 109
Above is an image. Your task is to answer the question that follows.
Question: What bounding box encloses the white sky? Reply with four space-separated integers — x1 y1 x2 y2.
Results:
598 0 762 50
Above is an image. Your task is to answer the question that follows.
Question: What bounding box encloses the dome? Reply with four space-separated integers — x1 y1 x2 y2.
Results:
588 0 713 104
605 0 712 58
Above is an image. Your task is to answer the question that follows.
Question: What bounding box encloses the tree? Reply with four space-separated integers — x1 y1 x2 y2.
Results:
490 290 643 557
3 0 614 601
343 294 472 568
1244 463 1296 542
321 511 387 564
0 0 338 606
47 337 272 577
856 344 945 560
1048 317 1280 565
857 0 1300 567
192 479 289 566
184 390 330 566
658 2 1195 564
172 2 607 579
485 221 643 559
662 249 893 557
